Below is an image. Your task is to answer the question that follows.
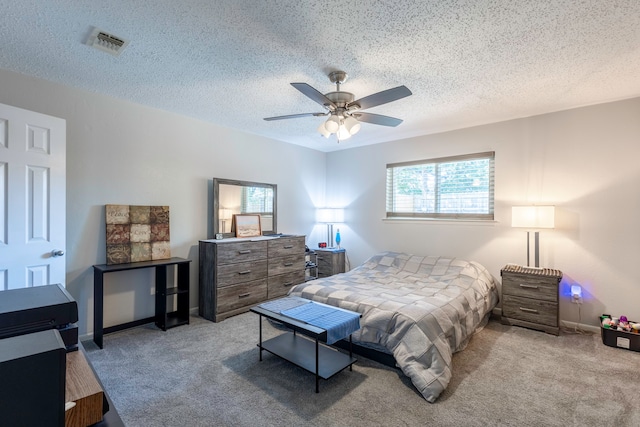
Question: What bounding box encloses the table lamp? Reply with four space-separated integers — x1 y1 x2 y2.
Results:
220 208 232 233
511 205 555 267
316 208 344 248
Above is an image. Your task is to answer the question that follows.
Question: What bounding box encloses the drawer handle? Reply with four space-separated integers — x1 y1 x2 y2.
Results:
519 284 539 289
238 270 251 275
284 262 294 267
238 250 252 254
284 245 293 249
519 307 539 314
238 293 251 298
283 282 293 287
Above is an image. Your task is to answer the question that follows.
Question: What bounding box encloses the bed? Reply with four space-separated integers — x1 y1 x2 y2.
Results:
287 251 499 402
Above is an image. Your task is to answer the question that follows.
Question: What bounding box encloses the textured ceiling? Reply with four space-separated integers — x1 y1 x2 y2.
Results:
1 1 639 152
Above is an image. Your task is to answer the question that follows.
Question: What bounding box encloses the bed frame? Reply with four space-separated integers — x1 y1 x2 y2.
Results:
334 340 397 368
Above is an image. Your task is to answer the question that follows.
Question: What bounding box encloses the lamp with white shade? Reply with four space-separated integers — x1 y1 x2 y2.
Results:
511 206 555 267
316 208 344 248
219 208 232 233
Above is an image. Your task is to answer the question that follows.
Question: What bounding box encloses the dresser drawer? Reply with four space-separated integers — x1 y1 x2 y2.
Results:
217 241 267 264
502 295 558 327
316 251 345 277
216 279 267 313
502 273 558 302
217 260 268 287
268 236 305 258
268 254 304 276
267 270 305 299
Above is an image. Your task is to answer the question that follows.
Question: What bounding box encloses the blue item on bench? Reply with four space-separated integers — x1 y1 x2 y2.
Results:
259 297 309 313
281 301 360 344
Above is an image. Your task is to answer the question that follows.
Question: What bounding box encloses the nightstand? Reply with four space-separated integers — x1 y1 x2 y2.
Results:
500 264 563 335
315 248 346 278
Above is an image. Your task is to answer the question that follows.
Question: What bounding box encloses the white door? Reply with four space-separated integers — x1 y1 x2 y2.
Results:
0 102 66 290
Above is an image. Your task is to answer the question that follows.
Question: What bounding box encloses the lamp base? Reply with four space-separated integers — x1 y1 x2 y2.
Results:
326 223 334 248
526 231 541 268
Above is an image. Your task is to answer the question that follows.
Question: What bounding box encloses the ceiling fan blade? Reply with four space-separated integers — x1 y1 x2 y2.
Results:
349 85 412 110
352 112 403 127
291 83 336 109
264 112 327 121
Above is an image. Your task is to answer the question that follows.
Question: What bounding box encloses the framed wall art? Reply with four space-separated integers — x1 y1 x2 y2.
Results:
232 214 262 238
105 204 171 265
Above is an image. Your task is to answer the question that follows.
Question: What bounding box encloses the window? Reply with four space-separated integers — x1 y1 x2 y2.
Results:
241 186 273 214
386 151 495 220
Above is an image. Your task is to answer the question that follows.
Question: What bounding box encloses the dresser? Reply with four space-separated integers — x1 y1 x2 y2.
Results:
315 248 346 278
199 235 305 322
500 264 563 335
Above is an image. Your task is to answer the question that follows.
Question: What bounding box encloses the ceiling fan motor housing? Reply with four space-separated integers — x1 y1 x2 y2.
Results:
325 91 358 117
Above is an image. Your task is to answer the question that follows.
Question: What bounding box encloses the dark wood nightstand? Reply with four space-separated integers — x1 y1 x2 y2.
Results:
315 248 346 278
500 264 563 335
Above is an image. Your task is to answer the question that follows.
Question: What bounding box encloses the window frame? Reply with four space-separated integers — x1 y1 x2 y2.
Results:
386 151 495 221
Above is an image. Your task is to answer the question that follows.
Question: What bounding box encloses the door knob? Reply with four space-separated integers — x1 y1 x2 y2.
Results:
51 249 65 257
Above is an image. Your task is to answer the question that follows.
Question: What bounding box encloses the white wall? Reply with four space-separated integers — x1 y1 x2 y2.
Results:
325 97 640 327
3 65 638 333
0 68 327 336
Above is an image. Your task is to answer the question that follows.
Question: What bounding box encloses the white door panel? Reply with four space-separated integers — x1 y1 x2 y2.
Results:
0 102 66 290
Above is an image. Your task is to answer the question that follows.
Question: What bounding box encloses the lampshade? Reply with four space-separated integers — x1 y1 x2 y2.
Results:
511 206 555 229
316 208 344 223
324 115 340 133
317 122 331 138
219 208 232 220
336 124 352 140
318 114 360 140
343 116 361 135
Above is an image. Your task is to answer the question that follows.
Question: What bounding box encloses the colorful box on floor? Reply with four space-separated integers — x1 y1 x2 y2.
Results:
600 315 640 352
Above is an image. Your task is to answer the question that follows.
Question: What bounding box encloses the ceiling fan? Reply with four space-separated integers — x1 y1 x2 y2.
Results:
264 71 412 141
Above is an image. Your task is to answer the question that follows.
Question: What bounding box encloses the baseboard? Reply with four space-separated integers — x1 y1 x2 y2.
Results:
560 320 599 334
80 307 201 342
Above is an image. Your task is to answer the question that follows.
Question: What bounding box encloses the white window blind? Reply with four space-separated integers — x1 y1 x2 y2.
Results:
241 186 273 214
386 151 495 220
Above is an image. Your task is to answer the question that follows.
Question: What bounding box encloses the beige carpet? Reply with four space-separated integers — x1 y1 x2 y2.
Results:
84 313 640 427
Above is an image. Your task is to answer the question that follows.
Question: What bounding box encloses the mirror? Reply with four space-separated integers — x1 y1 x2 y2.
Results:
213 178 277 238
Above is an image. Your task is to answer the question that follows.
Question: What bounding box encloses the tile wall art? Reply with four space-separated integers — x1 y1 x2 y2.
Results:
105 204 171 265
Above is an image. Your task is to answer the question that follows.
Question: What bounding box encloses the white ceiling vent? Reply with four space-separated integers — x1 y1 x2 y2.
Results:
86 27 129 56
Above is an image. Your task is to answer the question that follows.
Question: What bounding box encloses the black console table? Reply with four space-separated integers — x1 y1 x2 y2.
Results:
93 257 191 349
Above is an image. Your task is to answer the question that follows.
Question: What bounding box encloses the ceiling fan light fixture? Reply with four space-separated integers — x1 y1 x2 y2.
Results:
317 122 331 138
337 124 352 140
264 70 412 144
343 116 361 135
324 115 340 133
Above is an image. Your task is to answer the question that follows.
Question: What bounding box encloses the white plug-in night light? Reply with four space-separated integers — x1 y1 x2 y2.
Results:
571 285 582 300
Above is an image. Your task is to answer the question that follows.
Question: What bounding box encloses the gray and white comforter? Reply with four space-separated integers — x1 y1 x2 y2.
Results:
288 252 499 402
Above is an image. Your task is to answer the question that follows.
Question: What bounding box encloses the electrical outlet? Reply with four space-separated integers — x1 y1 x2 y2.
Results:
572 294 582 304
